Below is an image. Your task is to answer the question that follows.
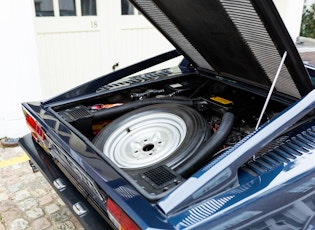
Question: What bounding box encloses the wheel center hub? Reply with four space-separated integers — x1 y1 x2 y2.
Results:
143 143 154 152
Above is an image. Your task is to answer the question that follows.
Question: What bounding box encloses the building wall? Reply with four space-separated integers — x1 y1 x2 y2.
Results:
0 0 41 138
273 0 305 42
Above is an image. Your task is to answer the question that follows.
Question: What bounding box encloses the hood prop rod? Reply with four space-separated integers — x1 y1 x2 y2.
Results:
253 51 287 159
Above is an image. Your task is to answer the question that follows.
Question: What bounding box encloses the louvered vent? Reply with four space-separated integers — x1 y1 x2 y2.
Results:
114 185 138 200
134 0 213 70
59 106 92 122
220 0 300 98
179 195 234 228
242 126 315 177
97 69 173 92
141 165 181 189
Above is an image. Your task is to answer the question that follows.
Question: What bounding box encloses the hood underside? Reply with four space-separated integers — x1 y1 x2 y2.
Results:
130 0 313 99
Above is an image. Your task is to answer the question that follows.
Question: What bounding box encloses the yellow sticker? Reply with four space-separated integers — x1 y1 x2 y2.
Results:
210 96 233 105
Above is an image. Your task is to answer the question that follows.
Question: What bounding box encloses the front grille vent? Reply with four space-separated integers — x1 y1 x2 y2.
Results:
242 126 315 177
59 106 92 122
140 165 181 189
97 69 173 92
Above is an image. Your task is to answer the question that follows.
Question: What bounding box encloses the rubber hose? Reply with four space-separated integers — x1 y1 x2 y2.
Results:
92 98 195 122
175 112 235 178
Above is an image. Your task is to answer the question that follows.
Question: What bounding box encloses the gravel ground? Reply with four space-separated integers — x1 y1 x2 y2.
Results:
300 52 315 65
0 145 84 230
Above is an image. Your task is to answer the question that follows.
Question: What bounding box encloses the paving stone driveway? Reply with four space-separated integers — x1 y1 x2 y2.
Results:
0 145 83 230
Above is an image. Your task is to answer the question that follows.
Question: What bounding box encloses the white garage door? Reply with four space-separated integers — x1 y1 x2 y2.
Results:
33 0 175 99
34 0 109 98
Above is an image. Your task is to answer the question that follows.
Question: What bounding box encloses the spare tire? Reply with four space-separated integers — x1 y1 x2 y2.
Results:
93 104 210 171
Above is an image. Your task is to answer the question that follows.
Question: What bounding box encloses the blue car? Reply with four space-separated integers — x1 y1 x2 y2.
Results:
19 0 315 229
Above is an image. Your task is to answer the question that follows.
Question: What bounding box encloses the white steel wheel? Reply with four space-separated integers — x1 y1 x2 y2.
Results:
93 104 210 171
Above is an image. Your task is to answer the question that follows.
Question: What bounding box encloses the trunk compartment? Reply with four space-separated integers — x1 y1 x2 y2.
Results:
50 66 289 199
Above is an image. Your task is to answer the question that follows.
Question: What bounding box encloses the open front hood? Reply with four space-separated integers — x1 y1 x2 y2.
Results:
130 0 313 98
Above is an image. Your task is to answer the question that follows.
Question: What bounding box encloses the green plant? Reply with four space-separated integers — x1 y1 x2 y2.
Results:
301 4 315 38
